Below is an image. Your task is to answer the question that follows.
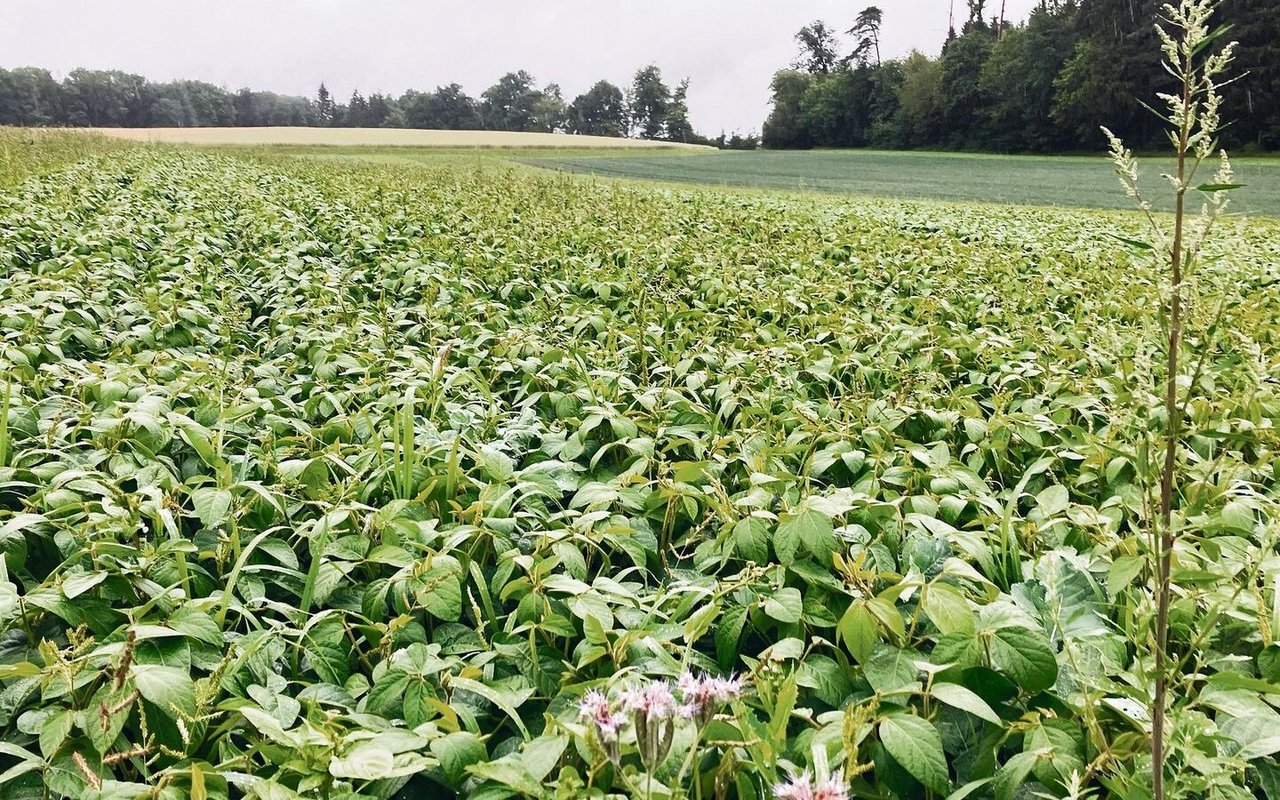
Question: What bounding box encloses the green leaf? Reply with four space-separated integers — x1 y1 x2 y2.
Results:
1196 182 1246 193
569 482 618 509
403 678 437 728
430 732 487 788
1105 233 1154 251
716 605 748 669
779 508 835 562
84 684 134 754
1222 716 1280 760
1212 499 1257 534
838 602 878 663
62 571 108 599
773 515 801 565
329 742 395 781
762 587 803 624
248 779 305 800
189 487 232 528
994 750 1039 800
474 445 515 482
131 664 196 718
1035 485 1069 516
864 645 920 695
797 654 854 706
931 682 1001 723
1239 737 1280 762
1107 556 1144 599
1027 722 1085 785
1259 645 1280 683
988 626 1058 693
880 714 950 794
733 517 769 563
414 559 463 621
947 779 993 800
867 596 905 642
450 677 532 739
39 708 74 759
366 670 411 719
303 616 353 684
923 583 975 635
521 735 568 781
468 755 546 797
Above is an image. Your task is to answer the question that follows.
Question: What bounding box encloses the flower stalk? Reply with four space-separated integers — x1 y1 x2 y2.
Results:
1102 2 1239 798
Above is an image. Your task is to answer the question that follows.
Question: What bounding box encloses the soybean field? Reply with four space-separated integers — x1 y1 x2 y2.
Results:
0 139 1278 800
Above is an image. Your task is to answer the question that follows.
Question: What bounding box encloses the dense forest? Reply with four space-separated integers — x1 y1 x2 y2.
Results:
5 0 1276 154
0 64 761 148
765 0 1280 151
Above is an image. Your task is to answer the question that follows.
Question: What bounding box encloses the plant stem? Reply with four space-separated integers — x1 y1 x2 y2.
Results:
1152 46 1193 800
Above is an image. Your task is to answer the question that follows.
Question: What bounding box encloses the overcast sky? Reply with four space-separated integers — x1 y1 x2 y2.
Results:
3 0 1042 133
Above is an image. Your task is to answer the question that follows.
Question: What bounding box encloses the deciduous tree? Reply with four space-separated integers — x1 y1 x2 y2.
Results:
793 21 840 75
568 80 627 137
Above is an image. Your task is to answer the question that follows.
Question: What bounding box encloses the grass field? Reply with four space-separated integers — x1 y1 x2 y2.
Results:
1 134 1279 798
90 126 714 150
530 149 1280 215
0 128 127 186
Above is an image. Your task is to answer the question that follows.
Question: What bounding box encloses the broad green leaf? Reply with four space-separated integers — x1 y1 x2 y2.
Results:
61 571 108 599
733 517 769 563
1035 485 1069 516
431 732 487 787
716 605 748 669
521 734 568 781
762 587 803 624
1222 716 1280 760
414 561 463 621
773 516 801 565
468 755 545 797
190 487 232 528
1260 645 1280 684
777 508 835 563
838 601 878 663
797 654 854 706
987 626 1058 693
994 750 1039 800
329 743 396 781
39 708 74 759
924 583 975 635
880 714 950 794
450 677 532 739
864 646 920 695
569 482 618 509
867 596 905 642
947 779 993 800
931 682 1001 723
366 670 412 718
131 664 196 718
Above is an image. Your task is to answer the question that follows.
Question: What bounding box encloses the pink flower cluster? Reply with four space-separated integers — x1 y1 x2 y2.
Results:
773 770 850 800
678 672 745 726
620 681 680 721
577 671 745 738
578 689 627 737
679 673 744 708
578 672 748 772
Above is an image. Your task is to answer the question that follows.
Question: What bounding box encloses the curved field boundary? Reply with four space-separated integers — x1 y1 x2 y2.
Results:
87 126 715 150
528 149 1280 216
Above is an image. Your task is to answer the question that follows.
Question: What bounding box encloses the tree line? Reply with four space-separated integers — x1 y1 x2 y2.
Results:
764 0 1280 152
0 65 760 147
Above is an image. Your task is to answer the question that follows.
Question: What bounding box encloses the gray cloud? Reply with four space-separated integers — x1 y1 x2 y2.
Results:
4 0 1043 134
